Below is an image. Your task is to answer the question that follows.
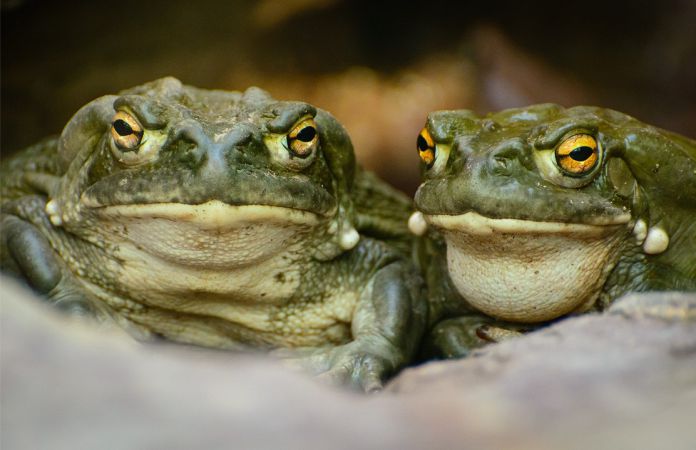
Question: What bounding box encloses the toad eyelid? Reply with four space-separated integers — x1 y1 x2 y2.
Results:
534 124 598 150
113 96 170 129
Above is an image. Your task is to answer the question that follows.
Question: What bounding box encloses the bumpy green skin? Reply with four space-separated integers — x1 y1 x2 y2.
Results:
0 78 426 391
415 104 696 358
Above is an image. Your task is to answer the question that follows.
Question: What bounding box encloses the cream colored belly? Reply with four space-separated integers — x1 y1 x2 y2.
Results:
444 231 621 322
428 212 628 322
94 241 358 349
77 202 357 348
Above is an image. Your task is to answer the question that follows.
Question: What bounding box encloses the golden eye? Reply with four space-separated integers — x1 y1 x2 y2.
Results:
417 127 435 167
555 134 599 175
110 111 143 150
286 118 318 158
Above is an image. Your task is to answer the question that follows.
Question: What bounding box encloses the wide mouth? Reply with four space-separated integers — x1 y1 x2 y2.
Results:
90 200 322 228
80 168 337 217
85 200 321 269
425 211 631 236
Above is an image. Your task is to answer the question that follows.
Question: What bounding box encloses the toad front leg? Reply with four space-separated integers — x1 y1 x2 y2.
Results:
421 314 531 359
279 261 427 392
1 211 93 315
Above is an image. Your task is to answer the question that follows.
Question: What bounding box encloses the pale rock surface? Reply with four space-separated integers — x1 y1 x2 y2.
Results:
2 277 695 450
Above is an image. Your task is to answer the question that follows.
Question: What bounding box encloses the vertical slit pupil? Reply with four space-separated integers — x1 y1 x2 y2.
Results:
114 120 134 136
569 146 593 161
296 126 316 142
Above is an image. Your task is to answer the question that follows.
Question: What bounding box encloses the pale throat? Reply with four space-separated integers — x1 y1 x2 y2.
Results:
427 212 628 323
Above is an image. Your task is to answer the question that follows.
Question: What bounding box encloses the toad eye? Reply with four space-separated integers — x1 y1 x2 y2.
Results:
110 111 143 150
417 127 435 167
108 110 164 166
286 118 318 158
555 134 599 176
264 116 319 170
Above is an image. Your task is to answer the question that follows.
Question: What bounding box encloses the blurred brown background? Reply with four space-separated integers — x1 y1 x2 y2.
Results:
2 0 695 194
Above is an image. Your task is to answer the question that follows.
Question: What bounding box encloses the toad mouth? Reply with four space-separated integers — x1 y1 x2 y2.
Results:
86 200 323 228
423 211 631 235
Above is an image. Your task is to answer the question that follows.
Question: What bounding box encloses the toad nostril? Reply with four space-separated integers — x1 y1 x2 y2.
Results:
221 126 253 155
169 121 210 166
493 155 508 170
482 119 500 132
488 140 525 173
171 121 210 148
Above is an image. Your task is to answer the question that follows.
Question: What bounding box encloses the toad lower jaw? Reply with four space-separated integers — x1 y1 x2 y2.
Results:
425 212 629 322
425 211 631 235
91 200 321 228
91 200 321 269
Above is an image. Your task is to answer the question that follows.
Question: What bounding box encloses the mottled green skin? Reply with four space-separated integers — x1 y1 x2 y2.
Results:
415 104 696 358
0 78 425 391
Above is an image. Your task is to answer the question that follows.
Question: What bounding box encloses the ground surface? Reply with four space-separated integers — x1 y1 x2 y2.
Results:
2 277 694 450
